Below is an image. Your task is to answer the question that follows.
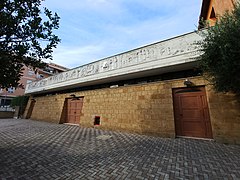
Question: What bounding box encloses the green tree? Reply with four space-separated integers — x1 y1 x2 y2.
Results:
10 95 29 116
199 4 240 95
0 0 60 89
10 95 29 107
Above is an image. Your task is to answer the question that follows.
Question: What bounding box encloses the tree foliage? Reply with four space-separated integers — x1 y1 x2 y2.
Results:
10 95 29 117
10 95 29 107
0 0 60 88
199 4 240 95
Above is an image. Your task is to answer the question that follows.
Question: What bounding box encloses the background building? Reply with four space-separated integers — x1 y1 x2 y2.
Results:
0 63 69 109
199 0 237 28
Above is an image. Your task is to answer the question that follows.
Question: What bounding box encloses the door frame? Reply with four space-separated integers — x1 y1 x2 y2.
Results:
172 86 213 139
64 96 84 124
25 99 36 119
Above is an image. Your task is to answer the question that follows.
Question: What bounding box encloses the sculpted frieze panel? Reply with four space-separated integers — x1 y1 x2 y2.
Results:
26 32 202 91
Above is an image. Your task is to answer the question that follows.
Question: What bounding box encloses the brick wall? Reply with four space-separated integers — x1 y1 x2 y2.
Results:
24 76 240 144
213 0 235 17
205 0 235 26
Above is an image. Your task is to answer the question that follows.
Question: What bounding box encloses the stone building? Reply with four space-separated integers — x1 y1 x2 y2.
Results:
23 0 240 144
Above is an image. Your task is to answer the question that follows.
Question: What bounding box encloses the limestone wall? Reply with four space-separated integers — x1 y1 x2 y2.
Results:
206 87 240 144
25 96 65 123
24 76 240 144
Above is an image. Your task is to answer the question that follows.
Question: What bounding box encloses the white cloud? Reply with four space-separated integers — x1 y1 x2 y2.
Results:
49 44 106 68
42 0 202 69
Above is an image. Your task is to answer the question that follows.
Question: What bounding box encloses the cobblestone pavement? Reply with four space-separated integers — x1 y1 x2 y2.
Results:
0 119 239 180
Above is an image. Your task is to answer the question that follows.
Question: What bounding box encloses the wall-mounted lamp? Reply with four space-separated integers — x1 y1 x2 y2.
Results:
70 94 79 100
110 85 118 88
70 94 76 98
31 98 36 102
184 79 193 87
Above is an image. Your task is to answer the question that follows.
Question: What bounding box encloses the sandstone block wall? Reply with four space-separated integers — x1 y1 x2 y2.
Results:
24 76 240 144
206 87 240 144
24 95 65 123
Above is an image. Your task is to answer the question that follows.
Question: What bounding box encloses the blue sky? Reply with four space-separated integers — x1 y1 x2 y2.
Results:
42 0 202 68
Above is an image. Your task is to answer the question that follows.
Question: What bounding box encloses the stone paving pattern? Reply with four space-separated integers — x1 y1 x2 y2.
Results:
0 119 239 180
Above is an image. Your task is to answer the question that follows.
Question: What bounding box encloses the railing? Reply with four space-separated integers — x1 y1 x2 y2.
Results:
0 106 15 112
25 30 204 94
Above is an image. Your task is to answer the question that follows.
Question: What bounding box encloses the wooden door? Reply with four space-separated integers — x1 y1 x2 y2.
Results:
26 100 36 119
173 87 213 138
66 98 83 124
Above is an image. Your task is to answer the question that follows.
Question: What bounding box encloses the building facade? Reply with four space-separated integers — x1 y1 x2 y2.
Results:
23 0 240 144
0 63 69 108
199 0 237 28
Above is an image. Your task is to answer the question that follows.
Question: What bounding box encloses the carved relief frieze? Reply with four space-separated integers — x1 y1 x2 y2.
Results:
26 32 203 92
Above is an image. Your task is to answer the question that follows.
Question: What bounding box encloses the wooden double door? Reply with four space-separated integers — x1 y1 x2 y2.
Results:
66 98 83 124
173 87 213 139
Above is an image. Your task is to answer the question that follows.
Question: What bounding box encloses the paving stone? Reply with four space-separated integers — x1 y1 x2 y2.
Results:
0 118 239 179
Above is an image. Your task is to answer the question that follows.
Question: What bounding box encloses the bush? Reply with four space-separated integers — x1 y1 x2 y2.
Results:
199 3 240 95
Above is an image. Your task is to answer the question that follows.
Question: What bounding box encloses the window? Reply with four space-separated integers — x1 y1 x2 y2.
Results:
28 68 35 76
27 80 33 84
7 87 15 93
210 7 216 19
36 74 44 79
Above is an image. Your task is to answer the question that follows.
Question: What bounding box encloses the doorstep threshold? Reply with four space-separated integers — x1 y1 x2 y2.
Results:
63 123 79 126
177 136 214 141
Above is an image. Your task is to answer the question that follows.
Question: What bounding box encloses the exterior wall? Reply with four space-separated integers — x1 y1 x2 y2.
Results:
24 76 240 144
210 0 235 26
213 0 235 17
0 66 33 106
26 96 65 123
207 87 240 144
1 65 40 99
200 0 236 27
0 64 68 107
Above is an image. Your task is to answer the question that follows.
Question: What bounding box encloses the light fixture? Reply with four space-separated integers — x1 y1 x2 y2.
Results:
184 79 192 86
31 98 36 102
70 94 80 100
